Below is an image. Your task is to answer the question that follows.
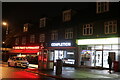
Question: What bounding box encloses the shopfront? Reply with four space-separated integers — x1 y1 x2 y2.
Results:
48 41 76 66
9 46 41 64
76 37 120 68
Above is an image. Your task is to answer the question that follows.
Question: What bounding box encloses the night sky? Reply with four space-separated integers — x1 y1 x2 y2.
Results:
2 2 89 30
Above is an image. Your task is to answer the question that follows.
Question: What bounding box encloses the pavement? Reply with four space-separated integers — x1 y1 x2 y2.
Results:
2 62 120 80
25 65 120 80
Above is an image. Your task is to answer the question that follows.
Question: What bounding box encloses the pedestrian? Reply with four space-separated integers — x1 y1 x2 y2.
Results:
108 56 112 73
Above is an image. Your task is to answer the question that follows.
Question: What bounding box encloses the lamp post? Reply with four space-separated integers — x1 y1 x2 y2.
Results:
2 22 9 62
2 22 8 35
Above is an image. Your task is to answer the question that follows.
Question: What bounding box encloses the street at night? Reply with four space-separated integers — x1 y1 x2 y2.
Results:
1 62 120 80
1 1 120 80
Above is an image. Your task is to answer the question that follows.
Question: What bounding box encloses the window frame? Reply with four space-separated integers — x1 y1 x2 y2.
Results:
15 38 19 45
83 24 93 35
30 35 35 43
65 28 73 39
40 18 46 28
39 34 45 42
96 2 109 13
63 9 72 22
51 30 58 40
22 37 26 45
104 20 117 34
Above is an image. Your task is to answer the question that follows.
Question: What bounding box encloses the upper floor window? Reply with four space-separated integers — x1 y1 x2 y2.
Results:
104 20 117 34
65 28 73 39
22 37 26 45
63 9 72 22
39 34 45 42
23 24 29 32
30 35 35 43
51 30 58 40
83 24 93 35
40 18 46 28
96 2 109 13
15 38 19 45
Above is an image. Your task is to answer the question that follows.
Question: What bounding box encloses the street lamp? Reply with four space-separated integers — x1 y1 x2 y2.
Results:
2 22 8 35
2 42 5 44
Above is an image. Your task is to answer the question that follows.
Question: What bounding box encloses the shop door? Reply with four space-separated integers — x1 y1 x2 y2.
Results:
95 51 102 67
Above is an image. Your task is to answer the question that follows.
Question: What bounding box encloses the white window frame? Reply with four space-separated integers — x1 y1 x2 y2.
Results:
39 34 45 42
22 37 26 45
51 30 58 40
65 28 73 39
83 24 93 35
104 20 117 34
96 2 109 13
15 38 19 45
40 18 46 28
63 9 71 22
30 35 35 43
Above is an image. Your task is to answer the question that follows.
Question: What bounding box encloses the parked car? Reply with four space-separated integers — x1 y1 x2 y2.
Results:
7 56 29 68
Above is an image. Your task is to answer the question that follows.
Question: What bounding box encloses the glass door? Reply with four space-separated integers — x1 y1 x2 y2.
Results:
95 51 102 67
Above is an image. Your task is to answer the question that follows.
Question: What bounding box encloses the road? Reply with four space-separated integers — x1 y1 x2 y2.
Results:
1 63 56 80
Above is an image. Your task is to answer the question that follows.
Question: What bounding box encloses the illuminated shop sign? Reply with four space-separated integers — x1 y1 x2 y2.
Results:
76 37 120 45
13 46 40 49
51 42 71 47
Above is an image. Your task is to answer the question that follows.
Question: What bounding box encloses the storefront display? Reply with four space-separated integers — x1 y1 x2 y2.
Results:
81 50 92 66
54 50 75 64
48 41 76 65
76 37 120 68
9 46 41 64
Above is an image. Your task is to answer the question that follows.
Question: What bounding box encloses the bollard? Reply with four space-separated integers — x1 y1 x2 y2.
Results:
56 59 63 75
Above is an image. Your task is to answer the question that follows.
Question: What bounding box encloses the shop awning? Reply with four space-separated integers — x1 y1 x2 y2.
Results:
9 49 39 53
21 50 39 53
10 50 23 53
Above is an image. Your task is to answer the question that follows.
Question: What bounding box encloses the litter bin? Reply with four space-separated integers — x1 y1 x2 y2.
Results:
113 61 119 72
56 59 63 75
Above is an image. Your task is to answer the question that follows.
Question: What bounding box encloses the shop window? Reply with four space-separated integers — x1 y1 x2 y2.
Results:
81 50 91 61
51 30 58 40
65 28 73 39
30 35 35 43
39 34 45 42
83 24 93 35
96 2 109 13
54 50 75 64
40 18 46 28
22 37 26 45
63 9 71 22
104 20 117 34
15 38 19 45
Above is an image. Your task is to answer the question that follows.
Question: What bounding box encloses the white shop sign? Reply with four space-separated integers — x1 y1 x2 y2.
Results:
51 42 71 47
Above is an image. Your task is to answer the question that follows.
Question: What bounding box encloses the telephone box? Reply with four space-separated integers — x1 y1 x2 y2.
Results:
38 49 54 70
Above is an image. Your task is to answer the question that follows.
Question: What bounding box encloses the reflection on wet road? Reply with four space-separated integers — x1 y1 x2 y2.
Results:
1 64 55 80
